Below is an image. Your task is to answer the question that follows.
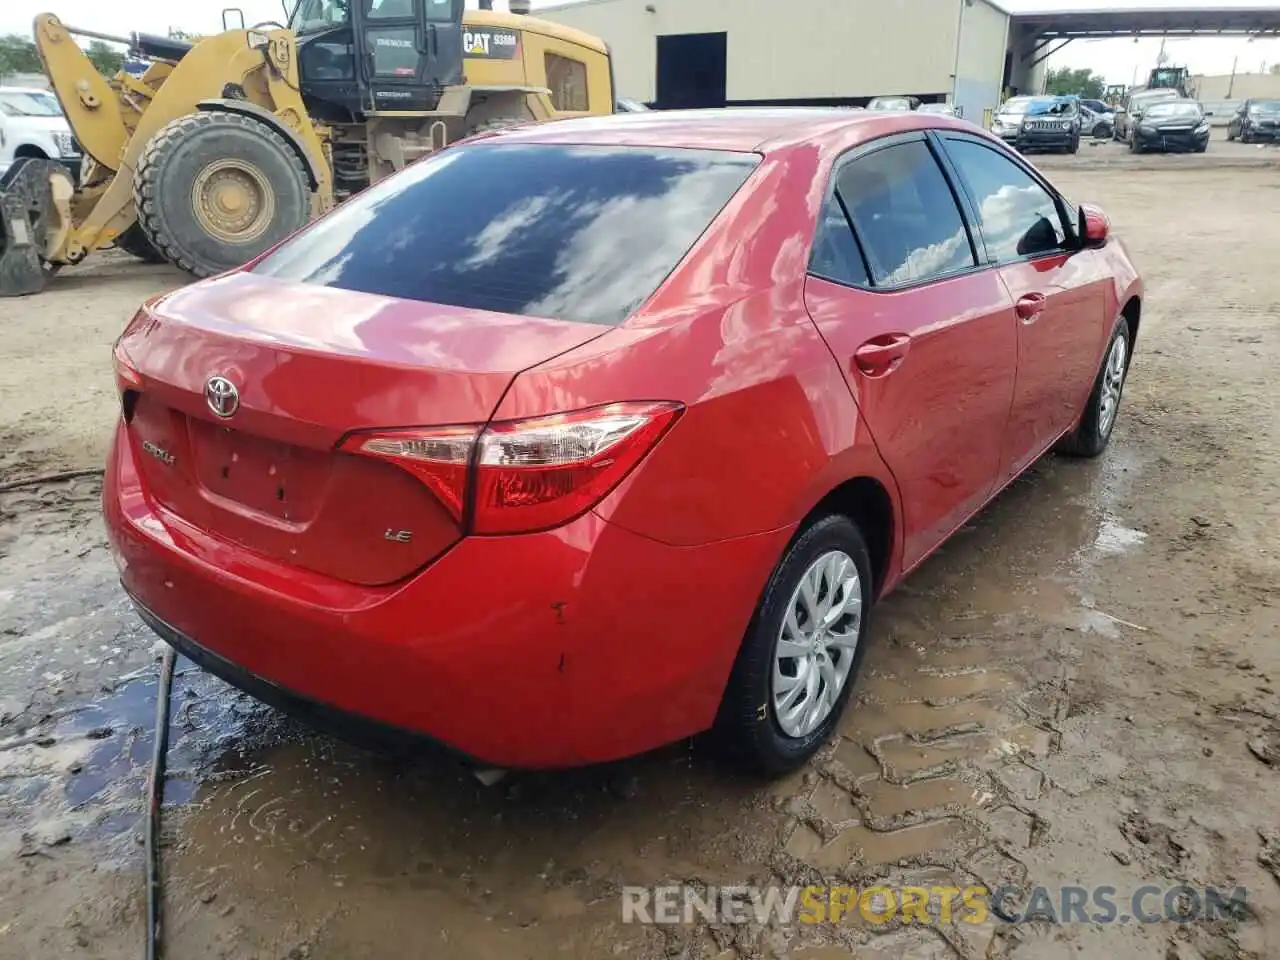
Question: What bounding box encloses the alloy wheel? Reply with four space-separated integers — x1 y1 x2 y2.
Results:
771 550 863 738
1099 334 1128 437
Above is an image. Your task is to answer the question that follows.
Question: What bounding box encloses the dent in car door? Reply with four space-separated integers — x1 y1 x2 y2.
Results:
938 135 1111 479
803 136 1019 571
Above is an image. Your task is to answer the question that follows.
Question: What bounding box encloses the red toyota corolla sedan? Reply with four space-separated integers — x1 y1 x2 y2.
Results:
104 108 1141 775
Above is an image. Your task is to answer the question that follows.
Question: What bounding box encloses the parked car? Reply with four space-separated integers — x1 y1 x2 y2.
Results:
917 103 959 117
990 95 1081 153
1079 98 1114 117
867 95 920 112
1080 105 1114 139
0 86 81 182
1227 98 1280 143
1113 87 1180 142
104 108 1141 775
1130 99 1210 153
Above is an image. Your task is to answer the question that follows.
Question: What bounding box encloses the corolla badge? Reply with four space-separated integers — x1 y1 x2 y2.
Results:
205 376 240 418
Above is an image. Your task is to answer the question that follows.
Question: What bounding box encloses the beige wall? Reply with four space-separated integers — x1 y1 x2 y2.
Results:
1193 72 1280 102
537 0 969 103
953 0 1009 120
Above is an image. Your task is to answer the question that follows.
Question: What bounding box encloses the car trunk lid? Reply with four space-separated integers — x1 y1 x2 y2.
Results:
117 273 607 585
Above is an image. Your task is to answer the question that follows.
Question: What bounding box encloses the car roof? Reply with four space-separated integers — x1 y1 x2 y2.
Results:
468 107 970 154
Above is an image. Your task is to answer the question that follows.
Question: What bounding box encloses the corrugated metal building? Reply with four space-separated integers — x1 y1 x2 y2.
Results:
536 0 1012 122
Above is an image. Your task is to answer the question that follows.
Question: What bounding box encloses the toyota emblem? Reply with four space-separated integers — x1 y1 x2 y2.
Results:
205 376 240 418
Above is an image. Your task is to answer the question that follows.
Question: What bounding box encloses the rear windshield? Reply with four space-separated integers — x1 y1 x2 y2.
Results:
1249 100 1280 114
253 143 759 326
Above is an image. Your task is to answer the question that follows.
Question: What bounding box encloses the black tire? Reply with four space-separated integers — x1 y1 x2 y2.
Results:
1056 315 1132 458
1227 126 1237 142
1129 136 1143 155
113 223 167 263
713 514 874 776
1067 135 1080 154
133 111 311 278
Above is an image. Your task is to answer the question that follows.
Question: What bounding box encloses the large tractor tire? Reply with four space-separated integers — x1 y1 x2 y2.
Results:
113 223 167 264
133 111 311 279
0 157 71 298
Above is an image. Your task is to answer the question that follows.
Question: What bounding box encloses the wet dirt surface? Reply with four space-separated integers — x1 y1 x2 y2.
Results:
2 140 1280 958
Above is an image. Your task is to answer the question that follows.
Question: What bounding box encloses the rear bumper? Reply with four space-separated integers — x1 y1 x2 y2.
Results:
130 596 470 760
104 421 788 769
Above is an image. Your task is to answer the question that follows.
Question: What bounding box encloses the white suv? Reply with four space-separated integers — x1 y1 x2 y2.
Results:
0 87 82 183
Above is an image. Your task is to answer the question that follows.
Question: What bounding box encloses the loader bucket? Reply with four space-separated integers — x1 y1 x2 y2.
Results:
0 157 68 298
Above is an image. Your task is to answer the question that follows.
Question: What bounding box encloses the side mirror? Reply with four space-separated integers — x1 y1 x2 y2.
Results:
1078 204 1110 247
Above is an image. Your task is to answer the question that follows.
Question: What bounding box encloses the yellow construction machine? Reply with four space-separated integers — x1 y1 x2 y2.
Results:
0 0 615 296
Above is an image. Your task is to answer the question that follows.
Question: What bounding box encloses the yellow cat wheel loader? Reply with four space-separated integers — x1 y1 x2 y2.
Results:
0 0 615 296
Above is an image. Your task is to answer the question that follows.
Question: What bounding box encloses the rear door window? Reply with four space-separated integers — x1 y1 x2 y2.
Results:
835 139 976 286
254 144 757 326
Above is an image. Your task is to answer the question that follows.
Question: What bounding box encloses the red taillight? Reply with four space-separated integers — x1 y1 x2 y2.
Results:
113 341 143 390
345 425 477 520
342 402 682 534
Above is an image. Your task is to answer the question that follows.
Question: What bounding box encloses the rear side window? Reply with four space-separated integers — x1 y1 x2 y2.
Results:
254 144 758 326
809 193 870 287
836 140 975 286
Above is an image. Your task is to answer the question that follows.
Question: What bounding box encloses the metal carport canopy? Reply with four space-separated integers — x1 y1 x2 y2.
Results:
1012 5 1280 39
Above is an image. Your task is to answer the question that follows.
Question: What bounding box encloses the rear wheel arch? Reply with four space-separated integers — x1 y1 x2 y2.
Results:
1121 295 1141 352
13 144 49 159
803 476 895 598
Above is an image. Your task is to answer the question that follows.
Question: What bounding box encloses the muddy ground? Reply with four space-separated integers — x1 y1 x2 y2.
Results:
1 133 1278 959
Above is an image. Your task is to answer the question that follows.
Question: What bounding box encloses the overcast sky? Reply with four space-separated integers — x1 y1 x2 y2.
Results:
3 0 1276 86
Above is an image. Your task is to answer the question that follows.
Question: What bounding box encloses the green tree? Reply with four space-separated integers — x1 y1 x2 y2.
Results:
0 34 42 76
0 33 125 80
85 40 125 77
1044 66 1106 100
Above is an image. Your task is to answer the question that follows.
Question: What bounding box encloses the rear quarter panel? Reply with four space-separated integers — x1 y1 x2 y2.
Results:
491 144 902 550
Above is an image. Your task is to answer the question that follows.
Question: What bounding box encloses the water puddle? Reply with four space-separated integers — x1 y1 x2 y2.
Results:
1092 516 1148 556
0 658 289 856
